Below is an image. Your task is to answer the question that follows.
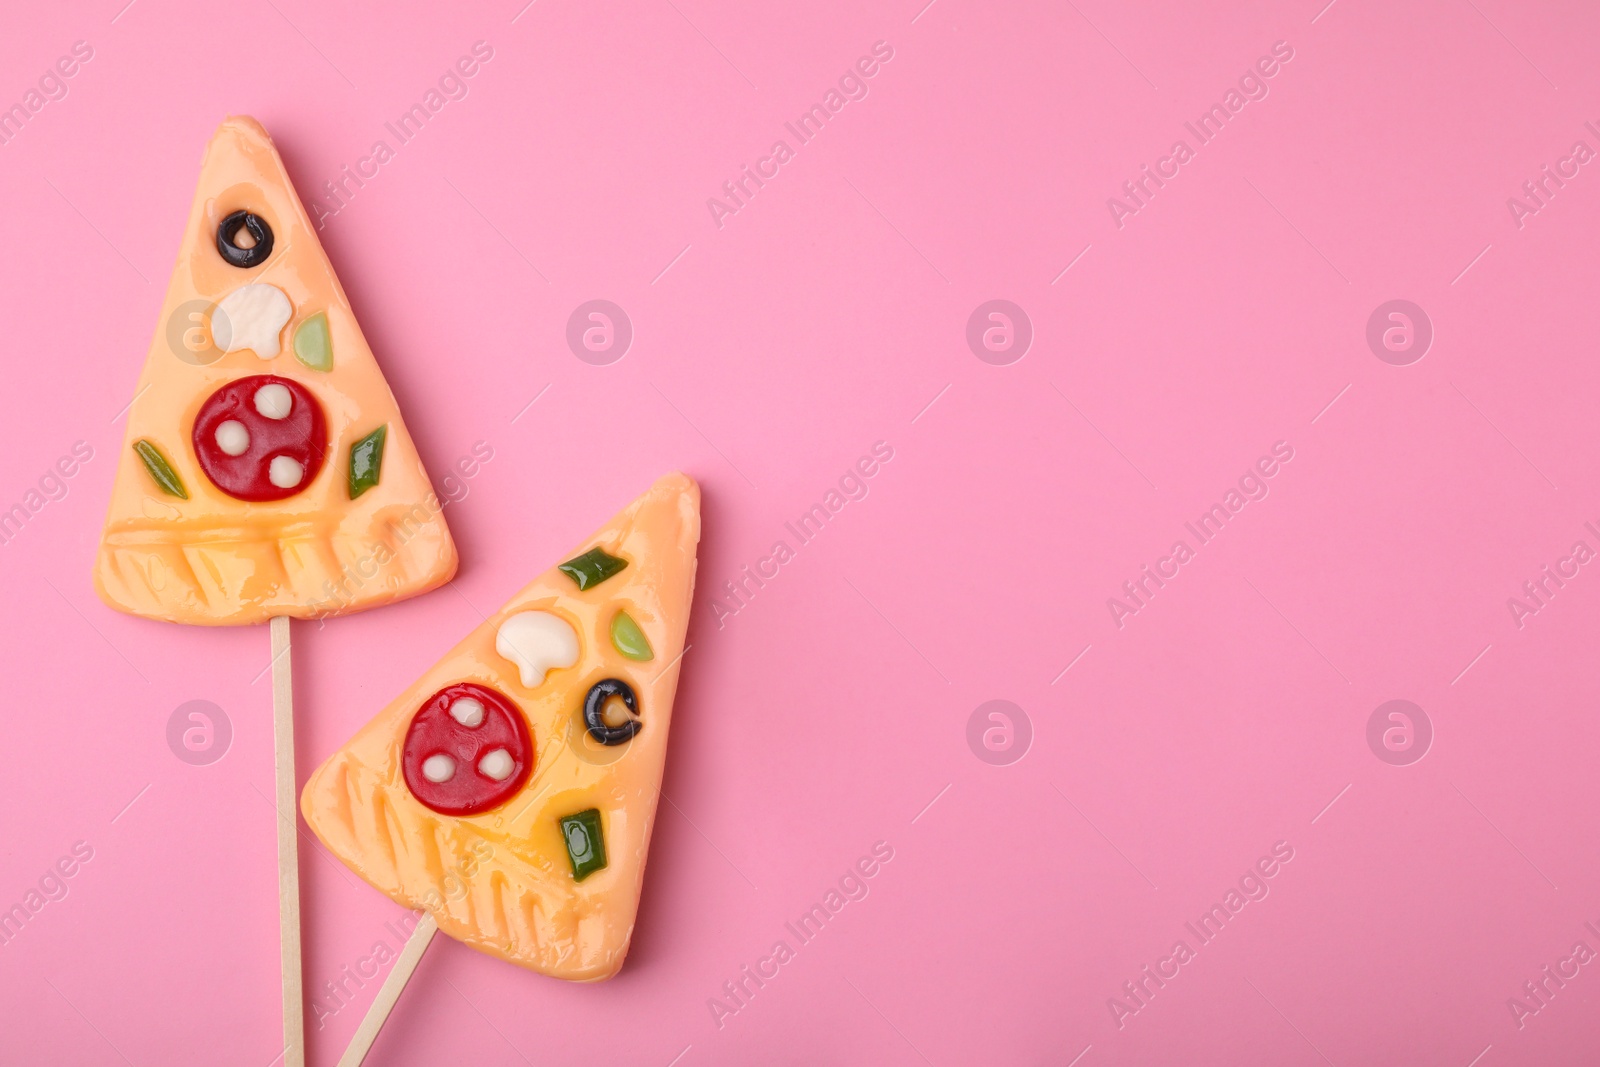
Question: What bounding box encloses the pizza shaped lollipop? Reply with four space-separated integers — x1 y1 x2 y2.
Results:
91 116 458 1067
303 475 699 1057
94 116 456 624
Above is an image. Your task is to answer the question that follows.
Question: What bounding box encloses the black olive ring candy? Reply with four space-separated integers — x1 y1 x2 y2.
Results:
583 678 642 746
216 210 274 268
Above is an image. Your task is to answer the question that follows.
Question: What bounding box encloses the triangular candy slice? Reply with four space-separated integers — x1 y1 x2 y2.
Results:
94 116 456 625
302 474 700 980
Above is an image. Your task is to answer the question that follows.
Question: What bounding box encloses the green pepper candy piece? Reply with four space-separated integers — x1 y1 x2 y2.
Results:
559 546 628 590
560 809 608 882
347 425 387 499
293 312 333 371
133 439 187 499
609 611 653 661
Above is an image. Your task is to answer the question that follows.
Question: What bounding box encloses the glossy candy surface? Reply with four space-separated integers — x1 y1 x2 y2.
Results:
215 209 273 268
609 610 654 660
559 546 628 589
133 440 187 499
93 117 456 625
346 425 386 499
191 375 327 501
560 809 608 882
302 474 700 980
583 678 641 746
401 683 533 816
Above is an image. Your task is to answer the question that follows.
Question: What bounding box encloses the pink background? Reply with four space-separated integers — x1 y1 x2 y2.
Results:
2 0 1599 1063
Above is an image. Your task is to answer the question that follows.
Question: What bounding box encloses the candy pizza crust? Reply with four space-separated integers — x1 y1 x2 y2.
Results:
302 474 700 981
94 116 456 625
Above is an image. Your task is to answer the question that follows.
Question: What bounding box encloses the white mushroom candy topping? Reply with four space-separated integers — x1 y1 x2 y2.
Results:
494 610 580 689
212 283 292 358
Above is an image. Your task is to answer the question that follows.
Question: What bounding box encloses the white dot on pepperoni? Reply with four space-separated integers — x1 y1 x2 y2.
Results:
268 456 304 489
215 420 250 456
477 748 514 781
421 754 456 783
254 383 293 420
449 697 485 727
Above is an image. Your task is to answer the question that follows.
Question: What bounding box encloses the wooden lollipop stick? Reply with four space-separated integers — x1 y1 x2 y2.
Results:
338 914 439 1067
271 615 306 1067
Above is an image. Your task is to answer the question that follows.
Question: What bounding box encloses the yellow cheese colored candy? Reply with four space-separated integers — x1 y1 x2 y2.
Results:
301 474 700 981
93 117 456 625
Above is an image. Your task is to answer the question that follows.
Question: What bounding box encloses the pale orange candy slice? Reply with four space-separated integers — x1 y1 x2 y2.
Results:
94 116 456 625
301 474 700 980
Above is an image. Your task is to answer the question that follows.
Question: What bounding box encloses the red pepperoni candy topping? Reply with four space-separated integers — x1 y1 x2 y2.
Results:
401 683 533 816
191 375 328 501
